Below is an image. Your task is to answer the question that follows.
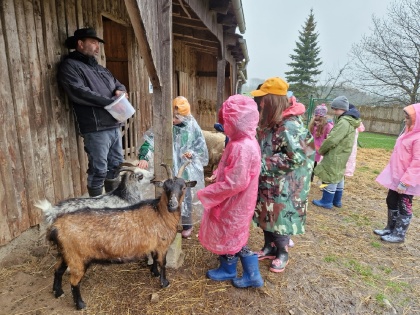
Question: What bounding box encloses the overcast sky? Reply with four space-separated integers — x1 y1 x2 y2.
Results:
241 0 393 82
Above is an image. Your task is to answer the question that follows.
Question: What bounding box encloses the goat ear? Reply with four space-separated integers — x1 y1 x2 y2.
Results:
186 180 197 188
151 180 164 188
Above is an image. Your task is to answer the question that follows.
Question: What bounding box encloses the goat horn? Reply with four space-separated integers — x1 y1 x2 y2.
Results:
118 167 135 173
160 163 173 179
177 160 191 178
119 162 137 168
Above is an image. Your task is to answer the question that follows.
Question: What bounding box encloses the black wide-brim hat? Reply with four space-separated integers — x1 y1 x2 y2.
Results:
65 28 105 49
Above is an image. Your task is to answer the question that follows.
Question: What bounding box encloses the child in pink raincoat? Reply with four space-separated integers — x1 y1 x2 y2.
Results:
345 104 365 177
374 103 420 243
198 94 263 288
308 104 334 181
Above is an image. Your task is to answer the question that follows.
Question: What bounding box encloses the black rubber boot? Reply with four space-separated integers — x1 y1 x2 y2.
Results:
87 185 103 197
269 246 289 273
374 208 398 236
256 230 276 260
381 214 412 243
270 234 290 273
104 177 121 193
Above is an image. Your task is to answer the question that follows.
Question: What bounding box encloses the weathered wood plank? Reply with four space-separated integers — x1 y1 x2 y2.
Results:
154 0 173 174
2 0 34 234
124 0 160 88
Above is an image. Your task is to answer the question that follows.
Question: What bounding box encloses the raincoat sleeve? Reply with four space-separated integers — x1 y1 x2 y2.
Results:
189 128 209 167
319 119 350 156
137 128 154 161
400 138 420 187
262 122 311 176
198 144 253 209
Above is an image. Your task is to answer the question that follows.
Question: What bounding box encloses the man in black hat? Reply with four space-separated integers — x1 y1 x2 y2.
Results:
58 27 127 197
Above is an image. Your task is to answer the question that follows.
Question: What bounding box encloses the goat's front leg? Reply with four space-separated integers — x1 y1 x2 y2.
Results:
158 252 169 288
53 259 68 298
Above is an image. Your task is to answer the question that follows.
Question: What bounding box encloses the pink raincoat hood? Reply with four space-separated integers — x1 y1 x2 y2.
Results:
198 95 261 255
282 96 306 118
376 103 420 195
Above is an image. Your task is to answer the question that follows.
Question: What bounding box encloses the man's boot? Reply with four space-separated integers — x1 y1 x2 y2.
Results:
373 208 398 236
87 185 103 197
381 214 412 243
104 176 121 193
232 254 264 288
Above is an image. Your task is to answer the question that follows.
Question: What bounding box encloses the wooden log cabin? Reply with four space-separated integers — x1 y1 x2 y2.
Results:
0 0 250 246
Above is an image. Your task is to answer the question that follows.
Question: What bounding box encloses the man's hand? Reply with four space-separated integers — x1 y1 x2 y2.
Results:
115 90 129 99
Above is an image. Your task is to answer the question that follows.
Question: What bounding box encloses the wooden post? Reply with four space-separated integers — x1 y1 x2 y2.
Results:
154 0 173 172
216 46 226 116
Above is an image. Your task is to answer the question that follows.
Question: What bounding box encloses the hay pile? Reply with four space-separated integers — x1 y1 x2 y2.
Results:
0 148 419 315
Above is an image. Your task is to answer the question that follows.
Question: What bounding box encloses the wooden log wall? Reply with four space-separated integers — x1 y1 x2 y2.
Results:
358 105 405 135
0 0 151 246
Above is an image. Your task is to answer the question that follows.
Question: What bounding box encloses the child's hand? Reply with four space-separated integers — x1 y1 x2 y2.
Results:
205 174 216 183
396 182 408 194
183 152 193 159
137 160 149 169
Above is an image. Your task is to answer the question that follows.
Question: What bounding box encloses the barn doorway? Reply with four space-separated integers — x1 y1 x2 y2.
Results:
102 17 129 91
102 17 137 159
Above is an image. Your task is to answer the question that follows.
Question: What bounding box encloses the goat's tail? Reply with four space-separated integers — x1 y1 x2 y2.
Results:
34 199 54 224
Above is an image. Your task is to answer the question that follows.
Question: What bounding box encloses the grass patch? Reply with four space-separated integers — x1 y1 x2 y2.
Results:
344 213 372 226
324 255 338 263
370 241 381 248
375 293 387 306
358 132 397 150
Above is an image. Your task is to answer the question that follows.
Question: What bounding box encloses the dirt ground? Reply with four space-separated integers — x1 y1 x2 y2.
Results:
0 148 419 315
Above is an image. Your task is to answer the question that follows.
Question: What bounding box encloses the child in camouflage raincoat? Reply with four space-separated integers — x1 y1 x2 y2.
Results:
251 77 315 273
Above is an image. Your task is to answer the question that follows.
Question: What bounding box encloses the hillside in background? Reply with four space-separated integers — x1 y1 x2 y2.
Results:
241 79 386 106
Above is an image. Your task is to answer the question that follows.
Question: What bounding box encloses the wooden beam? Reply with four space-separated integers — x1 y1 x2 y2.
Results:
124 0 160 88
154 0 174 177
216 55 226 114
173 24 218 43
209 0 230 14
174 34 219 49
183 0 224 44
172 16 207 30
217 13 235 26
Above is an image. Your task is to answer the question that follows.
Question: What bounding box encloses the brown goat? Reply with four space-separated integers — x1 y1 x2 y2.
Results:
43 162 196 310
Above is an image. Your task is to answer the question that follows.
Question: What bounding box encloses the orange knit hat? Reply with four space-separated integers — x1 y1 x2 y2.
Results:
173 96 191 116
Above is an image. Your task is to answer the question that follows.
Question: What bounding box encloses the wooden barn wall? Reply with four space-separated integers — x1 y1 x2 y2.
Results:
173 41 197 116
358 105 405 135
0 0 151 246
194 52 231 131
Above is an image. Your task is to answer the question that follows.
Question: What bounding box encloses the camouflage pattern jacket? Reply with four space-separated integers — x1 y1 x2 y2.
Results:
254 114 314 235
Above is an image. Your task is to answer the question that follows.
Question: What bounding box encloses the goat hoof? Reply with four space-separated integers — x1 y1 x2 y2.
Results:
53 289 64 298
75 300 86 310
161 279 170 288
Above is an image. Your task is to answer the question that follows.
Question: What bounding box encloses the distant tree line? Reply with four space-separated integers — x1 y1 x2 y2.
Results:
243 0 420 106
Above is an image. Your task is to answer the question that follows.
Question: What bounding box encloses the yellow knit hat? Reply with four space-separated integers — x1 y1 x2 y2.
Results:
173 96 191 116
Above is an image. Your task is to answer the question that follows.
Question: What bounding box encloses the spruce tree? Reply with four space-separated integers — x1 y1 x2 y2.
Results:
285 9 322 104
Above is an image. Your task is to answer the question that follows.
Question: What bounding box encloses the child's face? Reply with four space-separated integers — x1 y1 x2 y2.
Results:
173 110 183 125
404 111 412 129
314 115 322 123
